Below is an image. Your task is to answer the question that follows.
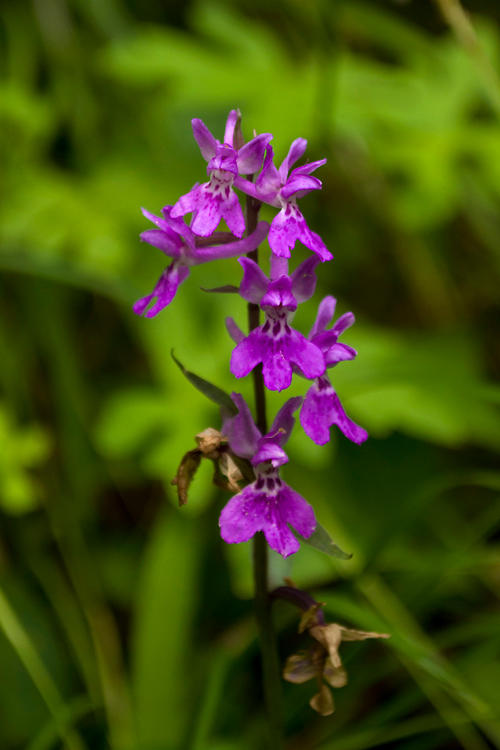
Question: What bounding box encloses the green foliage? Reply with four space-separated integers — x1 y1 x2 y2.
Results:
1 0 499 748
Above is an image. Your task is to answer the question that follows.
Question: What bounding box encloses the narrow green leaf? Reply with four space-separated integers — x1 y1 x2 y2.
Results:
200 285 240 294
299 523 353 560
171 350 237 414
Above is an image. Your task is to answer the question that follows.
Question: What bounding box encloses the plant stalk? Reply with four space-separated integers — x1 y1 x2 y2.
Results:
245 190 284 749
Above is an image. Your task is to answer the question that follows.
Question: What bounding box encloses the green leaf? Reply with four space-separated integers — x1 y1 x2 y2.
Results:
299 523 353 560
131 512 201 749
171 350 237 415
200 285 240 294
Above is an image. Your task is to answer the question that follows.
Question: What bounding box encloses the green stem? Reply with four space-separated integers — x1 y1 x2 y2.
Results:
245 190 284 749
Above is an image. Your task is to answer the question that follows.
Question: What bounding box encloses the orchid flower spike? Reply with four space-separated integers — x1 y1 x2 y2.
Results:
219 394 316 558
171 110 272 238
133 206 269 317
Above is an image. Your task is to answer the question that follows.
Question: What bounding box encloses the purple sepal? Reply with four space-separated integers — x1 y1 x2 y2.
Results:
225 317 245 344
237 133 273 174
192 118 217 161
222 392 261 459
238 257 269 304
290 256 320 303
268 396 303 445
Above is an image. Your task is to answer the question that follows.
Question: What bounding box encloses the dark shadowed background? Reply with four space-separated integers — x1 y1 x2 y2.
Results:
1 0 499 748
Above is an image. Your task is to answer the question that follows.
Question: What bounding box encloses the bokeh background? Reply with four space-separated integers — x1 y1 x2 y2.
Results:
1 0 500 748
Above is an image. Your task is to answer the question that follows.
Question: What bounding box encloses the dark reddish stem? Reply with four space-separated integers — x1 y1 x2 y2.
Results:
245 190 283 749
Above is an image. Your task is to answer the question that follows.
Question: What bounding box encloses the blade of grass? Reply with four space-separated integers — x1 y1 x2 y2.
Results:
0 586 86 750
357 574 499 749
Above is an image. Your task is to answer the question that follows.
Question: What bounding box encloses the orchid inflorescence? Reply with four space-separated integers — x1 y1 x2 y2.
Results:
134 109 368 559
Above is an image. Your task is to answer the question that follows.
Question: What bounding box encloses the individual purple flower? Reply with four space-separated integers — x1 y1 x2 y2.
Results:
300 296 368 446
219 394 316 558
171 110 272 238
133 205 269 317
235 138 332 261
226 257 325 392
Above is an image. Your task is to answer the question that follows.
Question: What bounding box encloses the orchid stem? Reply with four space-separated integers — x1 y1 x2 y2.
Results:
245 190 284 749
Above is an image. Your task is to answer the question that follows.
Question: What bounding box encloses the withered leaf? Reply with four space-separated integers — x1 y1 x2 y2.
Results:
171 449 202 506
310 684 335 716
218 452 243 492
283 652 319 685
323 659 348 688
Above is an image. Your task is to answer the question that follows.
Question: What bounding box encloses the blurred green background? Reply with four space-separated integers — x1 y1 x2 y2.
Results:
1 0 500 748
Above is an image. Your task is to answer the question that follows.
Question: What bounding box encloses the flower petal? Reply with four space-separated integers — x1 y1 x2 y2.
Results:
133 264 190 318
192 118 218 161
330 391 368 445
252 438 288 467
292 158 327 176
284 331 325 380
325 343 357 367
301 379 368 445
224 109 239 146
279 138 307 182
230 330 267 379
220 188 245 237
268 397 303 446
223 392 261 459
237 133 273 174
161 205 195 249
279 483 316 539
256 146 281 202
141 207 167 229
190 186 222 237
331 311 355 337
268 206 301 258
291 256 320 303
296 214 333 262
261 276 297 310
139 229 181 258
238 257 269 304
262 343 293 391
262 502 301 558
300 381 336 445
225 316 245 344
171 184 201 218
281 175 322 200
194 221 269 263
310 296 336 338
219 485 266 544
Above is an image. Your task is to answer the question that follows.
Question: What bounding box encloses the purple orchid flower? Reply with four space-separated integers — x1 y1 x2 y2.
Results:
133 205 269 317
171 110 272 238
235 138 332 261
219 393 316 558
300 296 368 446
226 256 325 392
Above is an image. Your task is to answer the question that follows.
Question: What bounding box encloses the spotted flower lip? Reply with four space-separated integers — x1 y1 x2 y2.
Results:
300 296 368 446
133 206 269 317
219 394 316 558
235 138 332 261
227 257 325 392
171 110 272 238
